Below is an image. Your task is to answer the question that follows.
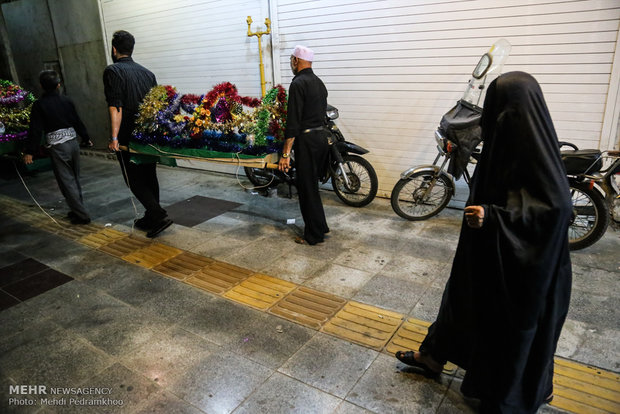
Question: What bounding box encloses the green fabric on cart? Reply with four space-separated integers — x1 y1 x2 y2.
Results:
129 142 273 162
0 141 18 155
128 145 177 167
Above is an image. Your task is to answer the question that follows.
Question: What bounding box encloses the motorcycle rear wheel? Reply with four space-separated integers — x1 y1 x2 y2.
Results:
244 166 276 187
331 155 378 207
568 181 609 250
391 171 453 220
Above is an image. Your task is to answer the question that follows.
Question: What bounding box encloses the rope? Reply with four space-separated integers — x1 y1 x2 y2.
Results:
13 160 64 229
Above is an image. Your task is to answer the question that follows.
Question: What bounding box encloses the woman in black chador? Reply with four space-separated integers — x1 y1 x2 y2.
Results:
396 71 572 413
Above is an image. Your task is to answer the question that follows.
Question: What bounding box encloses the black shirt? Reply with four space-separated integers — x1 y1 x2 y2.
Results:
284 68 328 139
103 57 157 145
26 91 90 154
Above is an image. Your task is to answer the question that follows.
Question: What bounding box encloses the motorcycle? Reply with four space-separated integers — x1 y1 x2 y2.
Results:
561 143 620 250
391 39 511 220
244 104 378 207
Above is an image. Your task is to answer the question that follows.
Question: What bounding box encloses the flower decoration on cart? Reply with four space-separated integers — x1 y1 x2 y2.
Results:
0 79 35 144
133 82 287 156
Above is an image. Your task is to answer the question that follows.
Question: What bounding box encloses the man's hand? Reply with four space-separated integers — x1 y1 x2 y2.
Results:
23 154 33 165
81 140 94 148
278 157 291 172
108 139 119 152
464 205 485 228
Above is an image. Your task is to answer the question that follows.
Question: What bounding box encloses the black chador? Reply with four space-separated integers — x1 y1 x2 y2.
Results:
420 72 573 413
285 68 330 244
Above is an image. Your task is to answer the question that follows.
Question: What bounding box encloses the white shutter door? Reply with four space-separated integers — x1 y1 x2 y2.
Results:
99 0 272 97
275 0 620 197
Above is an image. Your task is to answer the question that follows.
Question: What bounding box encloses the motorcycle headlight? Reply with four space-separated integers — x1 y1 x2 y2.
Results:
326 107 339 120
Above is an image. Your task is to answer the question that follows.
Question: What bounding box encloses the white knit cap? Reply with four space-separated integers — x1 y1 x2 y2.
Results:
292 45 314 62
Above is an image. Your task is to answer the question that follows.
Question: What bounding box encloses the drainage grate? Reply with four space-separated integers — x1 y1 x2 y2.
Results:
269 286 347 329
122 243 183 269
99 235 151 257
79 228 127 248
186 261 254 294
152 252 213 280
224 273 296 310
322 301 404 351
552 357 620 413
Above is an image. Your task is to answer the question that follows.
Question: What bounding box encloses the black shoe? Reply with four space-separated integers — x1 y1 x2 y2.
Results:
146 218 173 238
70 216 91 225
67 211 78 219
134 216 153 231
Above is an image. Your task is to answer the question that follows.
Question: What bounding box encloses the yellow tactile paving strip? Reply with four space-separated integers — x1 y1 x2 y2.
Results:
553 358 620 413
99 234 149 257
224 273 296 310
322 301 404 351
186 261 254 294
385 317 457 375
269 286 347 329
2 195 618 414
122 243 183 269
79 228 127 248
152 252 213 281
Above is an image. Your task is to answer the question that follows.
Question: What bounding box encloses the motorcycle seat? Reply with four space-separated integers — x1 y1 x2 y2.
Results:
561 149 602 175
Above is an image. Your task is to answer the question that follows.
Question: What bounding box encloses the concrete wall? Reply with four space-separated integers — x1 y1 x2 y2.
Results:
2 0 109 147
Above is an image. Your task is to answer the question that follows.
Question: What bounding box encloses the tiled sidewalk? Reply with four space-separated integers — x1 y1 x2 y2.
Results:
0 155 618 413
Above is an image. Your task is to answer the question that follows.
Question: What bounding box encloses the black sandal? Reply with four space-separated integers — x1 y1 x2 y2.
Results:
395 350 442 378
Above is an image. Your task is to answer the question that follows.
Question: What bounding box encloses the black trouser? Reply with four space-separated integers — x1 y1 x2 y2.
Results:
117 150 167 222
49 139 89 220
294 130 329 244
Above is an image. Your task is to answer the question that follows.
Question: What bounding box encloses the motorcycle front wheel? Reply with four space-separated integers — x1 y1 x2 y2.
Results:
331 155 378 207
568 181 609 250
244 166 276 187
391 171 453 220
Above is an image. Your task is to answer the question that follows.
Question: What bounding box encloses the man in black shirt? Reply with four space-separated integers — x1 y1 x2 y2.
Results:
24 70 92 224
278 45 329 245
103 30 172 238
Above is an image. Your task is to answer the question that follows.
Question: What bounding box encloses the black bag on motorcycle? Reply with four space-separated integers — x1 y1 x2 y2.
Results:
438 100 482 180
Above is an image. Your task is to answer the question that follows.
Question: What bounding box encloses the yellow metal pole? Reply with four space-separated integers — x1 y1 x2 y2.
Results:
247 16 271 98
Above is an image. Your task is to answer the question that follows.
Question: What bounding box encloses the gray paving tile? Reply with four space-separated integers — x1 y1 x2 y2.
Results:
436 377 479 413
305 264 375 299
77 363 162 414
378 254 450 287
278 333 378 398
333 401 376 414
59 298 170 358
135 281 219 324
332 246 392 274
259 254 327 284
84 265 180 307
346 353 446 414
188 233 253 261
133 390 205 414
0 322 113 388
165 350 272 414
567 289 620 330
570 326 620 372
353 274 428 315
409 285 443 322
0 249 27 268
21 281 170 357
120 326 220 389
233 372 342 414
180 296 315 369
178 296 266 346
